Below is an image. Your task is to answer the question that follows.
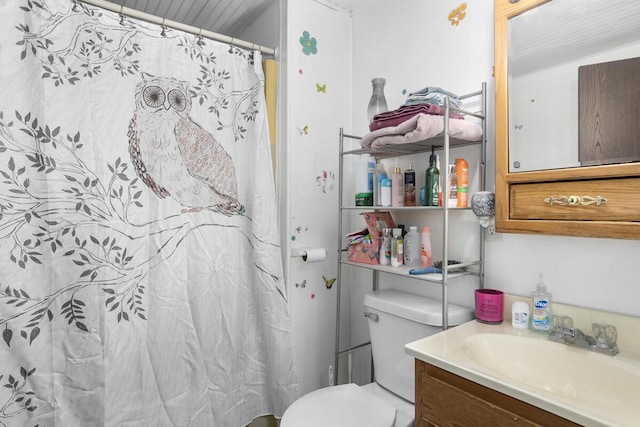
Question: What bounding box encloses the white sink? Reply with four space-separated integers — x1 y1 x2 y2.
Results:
464 333 640 410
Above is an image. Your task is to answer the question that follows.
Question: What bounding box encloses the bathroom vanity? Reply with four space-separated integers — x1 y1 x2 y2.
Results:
415 360 579 427
405 316 640 427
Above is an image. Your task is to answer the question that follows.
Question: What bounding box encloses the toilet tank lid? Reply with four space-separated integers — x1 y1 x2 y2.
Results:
364 290 474 327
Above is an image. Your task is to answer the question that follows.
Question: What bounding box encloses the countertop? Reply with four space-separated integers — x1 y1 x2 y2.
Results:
405 319 640 427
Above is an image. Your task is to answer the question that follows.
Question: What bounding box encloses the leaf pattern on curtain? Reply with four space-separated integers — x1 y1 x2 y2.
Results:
0 1 296 426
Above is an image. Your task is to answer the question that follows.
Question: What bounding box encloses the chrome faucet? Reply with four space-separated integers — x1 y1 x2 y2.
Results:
548 315 619 356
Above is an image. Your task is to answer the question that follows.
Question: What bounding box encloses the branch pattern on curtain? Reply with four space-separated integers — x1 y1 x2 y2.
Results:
0 1 297 426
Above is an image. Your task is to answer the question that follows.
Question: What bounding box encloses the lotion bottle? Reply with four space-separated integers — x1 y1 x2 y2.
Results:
530 273 552 333
391 160 404 207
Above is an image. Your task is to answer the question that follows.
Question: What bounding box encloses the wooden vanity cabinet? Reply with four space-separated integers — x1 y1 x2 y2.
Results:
415 360 581 427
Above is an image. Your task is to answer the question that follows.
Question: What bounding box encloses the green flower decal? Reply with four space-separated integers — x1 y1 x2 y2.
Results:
299 31 318 55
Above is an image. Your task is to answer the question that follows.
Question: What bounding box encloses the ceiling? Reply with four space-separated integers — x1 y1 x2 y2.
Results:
509 0 640 76
116 0 379 38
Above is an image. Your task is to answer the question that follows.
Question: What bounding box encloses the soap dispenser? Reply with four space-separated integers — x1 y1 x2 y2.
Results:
530 273 552 333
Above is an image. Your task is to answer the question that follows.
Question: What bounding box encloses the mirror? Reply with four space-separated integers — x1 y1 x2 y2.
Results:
494 0 640 240
508 0 640 172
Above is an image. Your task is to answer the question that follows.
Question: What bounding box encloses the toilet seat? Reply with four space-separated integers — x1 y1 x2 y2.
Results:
280 383 396 427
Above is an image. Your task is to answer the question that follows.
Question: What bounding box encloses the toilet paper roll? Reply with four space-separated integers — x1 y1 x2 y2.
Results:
293 247 326 263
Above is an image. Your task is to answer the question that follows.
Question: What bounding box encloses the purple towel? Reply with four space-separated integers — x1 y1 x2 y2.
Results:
369 103 463 132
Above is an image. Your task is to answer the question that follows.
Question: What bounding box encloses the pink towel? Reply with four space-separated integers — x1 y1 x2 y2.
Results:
360 113 482 149
369 104 464 132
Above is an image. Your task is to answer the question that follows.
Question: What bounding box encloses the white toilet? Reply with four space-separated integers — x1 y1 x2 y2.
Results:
281 289 474 427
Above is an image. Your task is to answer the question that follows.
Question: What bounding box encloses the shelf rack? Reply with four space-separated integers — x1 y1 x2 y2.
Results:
333 83 487 386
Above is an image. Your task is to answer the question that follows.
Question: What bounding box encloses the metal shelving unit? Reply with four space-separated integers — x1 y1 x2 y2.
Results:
333 83 487 385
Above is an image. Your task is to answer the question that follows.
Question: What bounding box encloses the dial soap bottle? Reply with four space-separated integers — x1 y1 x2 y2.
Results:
530 273 552 333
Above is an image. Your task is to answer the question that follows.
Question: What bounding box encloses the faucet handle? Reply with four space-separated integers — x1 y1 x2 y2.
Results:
592 323 617 349
551 314 574 336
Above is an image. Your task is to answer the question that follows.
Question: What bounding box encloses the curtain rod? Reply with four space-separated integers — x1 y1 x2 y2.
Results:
77 0 276 56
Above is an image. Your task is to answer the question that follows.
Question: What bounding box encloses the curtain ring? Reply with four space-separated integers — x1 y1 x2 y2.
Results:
119 4 125 25
161 17 167 36
197 27 203 45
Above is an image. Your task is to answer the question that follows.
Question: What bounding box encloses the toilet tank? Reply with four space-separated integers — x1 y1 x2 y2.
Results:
363 290 474 403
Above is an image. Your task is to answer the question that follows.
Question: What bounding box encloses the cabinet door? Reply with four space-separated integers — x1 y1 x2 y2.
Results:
415 361 581 427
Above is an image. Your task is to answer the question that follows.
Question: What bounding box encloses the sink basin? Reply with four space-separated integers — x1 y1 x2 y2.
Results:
464 333 640 410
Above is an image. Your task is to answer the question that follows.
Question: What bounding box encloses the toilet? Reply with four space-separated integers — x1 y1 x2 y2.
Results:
281 289 474 427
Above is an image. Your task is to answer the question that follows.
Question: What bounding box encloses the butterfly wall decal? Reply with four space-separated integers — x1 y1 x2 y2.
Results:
322 275 336 289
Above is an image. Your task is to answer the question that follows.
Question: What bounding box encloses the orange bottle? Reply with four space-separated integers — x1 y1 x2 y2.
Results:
455 158 468 208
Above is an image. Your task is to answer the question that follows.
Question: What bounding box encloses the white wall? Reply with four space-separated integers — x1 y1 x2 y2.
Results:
283 0 640 398
350 1 494 307
350 1 640 319
285 0 353 396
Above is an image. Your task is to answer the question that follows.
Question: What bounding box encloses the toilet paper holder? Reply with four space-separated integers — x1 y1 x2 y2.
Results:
291 247 326 262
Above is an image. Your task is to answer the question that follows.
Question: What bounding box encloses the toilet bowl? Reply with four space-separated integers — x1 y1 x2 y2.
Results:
281 290 474 426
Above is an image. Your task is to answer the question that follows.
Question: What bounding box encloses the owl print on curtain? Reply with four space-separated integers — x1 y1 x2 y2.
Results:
128 73 245 215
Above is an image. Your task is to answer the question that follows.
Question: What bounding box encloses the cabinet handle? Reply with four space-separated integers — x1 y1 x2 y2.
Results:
544 195 607 206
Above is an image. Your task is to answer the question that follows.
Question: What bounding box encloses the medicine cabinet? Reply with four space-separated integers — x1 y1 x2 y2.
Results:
494 0 640 239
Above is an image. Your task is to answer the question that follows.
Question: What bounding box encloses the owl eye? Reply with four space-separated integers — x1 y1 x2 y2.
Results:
168 89 187 112
142 86 165 108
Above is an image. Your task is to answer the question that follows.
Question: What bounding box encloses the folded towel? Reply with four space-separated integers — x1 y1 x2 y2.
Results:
360 113 482 149
405 86 464 109
407 86 459 98
369 104 464 132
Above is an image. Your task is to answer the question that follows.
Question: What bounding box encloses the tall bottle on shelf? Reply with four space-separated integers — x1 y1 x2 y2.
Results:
455 158 468 208
420 226 432 267
403 226 421 267
356 154 375 206
391 160 405 207
425 147 440 206
374 161 387 206
367 78 389 124
379 228 392 265
447 164 458 207
404 164 416 206
390 228 403 267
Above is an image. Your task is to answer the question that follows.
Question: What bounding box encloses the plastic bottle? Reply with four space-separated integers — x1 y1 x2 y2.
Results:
356 154 375 206
379 228 392 265
425 147 439 206
437 154 443 207
380 178 392 206
391 160 404 207
374 162 387 206
447 164 457 207
455 158 468 208
420 226 432 267
390 228 403 267
530 273 552 333
403 164 416 206
403 226 421 266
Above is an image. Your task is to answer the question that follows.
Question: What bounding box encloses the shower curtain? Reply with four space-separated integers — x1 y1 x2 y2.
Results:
0 1 297 426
